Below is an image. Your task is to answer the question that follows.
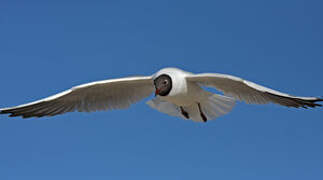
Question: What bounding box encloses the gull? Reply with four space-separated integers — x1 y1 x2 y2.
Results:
0 67 322 122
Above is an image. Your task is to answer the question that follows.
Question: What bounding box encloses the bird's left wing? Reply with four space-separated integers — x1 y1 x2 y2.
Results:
0 76 154 118
186 73 322 108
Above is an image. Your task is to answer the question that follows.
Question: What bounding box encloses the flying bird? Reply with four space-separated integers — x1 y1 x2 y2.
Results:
0 67 322 122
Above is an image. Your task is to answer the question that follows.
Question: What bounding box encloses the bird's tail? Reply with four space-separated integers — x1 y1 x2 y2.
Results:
197 93 236 122
146 98 183 119
146 93 235 122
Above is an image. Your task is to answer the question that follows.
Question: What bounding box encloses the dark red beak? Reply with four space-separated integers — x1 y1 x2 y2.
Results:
155 89 160 96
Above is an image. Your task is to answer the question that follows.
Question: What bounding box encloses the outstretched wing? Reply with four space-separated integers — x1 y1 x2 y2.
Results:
186 73 322 108
0 76 154 118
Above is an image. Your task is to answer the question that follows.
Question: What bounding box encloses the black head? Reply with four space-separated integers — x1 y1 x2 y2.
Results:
154 74 172 96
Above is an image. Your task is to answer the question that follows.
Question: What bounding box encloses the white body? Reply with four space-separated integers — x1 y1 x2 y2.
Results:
153 68 205 106
148 68 236 122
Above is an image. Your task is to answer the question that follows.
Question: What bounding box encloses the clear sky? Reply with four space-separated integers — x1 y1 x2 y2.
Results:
0 0 322 179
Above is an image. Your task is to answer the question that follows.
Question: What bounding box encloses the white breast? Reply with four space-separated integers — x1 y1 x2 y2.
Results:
154 67 206 106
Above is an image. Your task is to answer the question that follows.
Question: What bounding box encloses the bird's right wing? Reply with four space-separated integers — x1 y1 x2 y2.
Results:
186 73 322 108
0 76 154 118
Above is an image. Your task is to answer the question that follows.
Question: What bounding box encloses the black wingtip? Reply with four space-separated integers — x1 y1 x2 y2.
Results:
0 109 9 115
303 97 323 109
1 109 29 119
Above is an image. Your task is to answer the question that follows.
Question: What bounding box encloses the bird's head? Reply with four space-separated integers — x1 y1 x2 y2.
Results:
154 74 172 96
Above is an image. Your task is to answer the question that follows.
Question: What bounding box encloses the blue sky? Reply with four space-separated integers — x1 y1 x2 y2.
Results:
0 0 322 179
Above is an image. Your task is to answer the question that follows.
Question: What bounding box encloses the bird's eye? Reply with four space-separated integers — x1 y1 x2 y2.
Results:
163 80 168 85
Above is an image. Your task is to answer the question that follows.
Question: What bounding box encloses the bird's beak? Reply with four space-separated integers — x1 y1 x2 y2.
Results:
155 89 160 97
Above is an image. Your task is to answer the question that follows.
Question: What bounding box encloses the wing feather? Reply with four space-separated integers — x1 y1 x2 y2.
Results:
187 73 322 108
1 76 154 118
